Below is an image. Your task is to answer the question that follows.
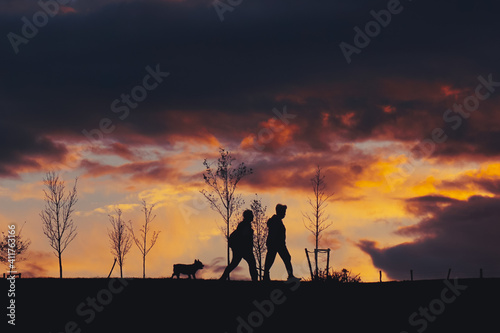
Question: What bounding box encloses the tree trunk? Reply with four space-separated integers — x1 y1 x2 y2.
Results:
143 254 146 279
226 216 231 281
315 186 319 280
58 251 63 278
315 212 319 280
225 169 230 281
143 224 147 278
314 251 318 280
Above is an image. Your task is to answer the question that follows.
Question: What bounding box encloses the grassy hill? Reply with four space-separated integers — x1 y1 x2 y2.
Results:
2 277 498 332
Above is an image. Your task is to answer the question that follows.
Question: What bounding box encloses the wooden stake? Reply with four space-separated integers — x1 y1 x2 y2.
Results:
305 249 314 281
379 270 382 282
108 258 117 278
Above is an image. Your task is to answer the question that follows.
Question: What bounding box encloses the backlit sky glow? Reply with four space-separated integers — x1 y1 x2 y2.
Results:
1 0 500 281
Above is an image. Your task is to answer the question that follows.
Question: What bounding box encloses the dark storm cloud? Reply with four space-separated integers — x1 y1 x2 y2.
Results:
79 158 182 184
240 145 375 193
439 176 500 196
473 178 500 195
358 195 500 280
2 0 500 177
0 124 67 178
404 195 460 218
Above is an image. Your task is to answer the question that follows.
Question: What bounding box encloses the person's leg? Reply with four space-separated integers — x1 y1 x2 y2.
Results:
244 253 258 282
219 252 242 280
263 247 277 281
278 246 294 278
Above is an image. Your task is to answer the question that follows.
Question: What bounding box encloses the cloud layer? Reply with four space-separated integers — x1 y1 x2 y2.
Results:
1 0 500 178
359 195 500 280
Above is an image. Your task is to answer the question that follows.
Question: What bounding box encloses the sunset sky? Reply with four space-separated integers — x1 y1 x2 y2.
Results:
1 0 500 282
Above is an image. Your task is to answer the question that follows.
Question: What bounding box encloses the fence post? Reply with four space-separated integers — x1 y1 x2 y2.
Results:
447 268 451 280
379 270 382 282
410 269 413 281
326 249 331 280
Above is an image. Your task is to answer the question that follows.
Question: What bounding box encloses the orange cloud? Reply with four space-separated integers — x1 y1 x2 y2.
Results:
240 117 299 152
19 251 53 277
441 85 467 98
381 105 396 114
339 112 356 127
60 6 77 14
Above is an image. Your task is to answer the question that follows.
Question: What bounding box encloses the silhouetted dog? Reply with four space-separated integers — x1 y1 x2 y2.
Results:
171 259 204 279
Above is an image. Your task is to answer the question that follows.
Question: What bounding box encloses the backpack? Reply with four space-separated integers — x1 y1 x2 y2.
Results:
229 221 252 249
228 228 240 249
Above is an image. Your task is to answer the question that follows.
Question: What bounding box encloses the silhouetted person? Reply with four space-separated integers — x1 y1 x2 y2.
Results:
263 204 295 281
219 210 258 282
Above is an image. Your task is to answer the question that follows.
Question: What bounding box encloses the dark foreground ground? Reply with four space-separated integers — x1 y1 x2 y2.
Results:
2 277 499 332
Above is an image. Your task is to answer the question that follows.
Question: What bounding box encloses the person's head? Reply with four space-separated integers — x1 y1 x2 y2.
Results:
243 209 254 221
275 204 287 218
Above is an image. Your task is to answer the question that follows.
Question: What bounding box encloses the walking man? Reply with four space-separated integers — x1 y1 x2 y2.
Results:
263 204 296 281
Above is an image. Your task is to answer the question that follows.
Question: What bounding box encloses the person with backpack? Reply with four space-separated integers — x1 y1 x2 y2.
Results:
219 210 258 281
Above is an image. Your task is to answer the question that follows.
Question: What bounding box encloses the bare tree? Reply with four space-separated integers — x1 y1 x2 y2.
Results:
303 165 333 280
40 172 78 278
200 148 253 278
108 209 133 278
128 200 160 278
250 195 267 281
0 222 31 275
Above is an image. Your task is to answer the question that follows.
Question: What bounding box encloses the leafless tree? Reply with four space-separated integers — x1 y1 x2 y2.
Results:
0 222 31 275
128 200 160 278
40 171 78 278
251 195 267 281
108 209 133 278
200 148 253 278
303 165 333 280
